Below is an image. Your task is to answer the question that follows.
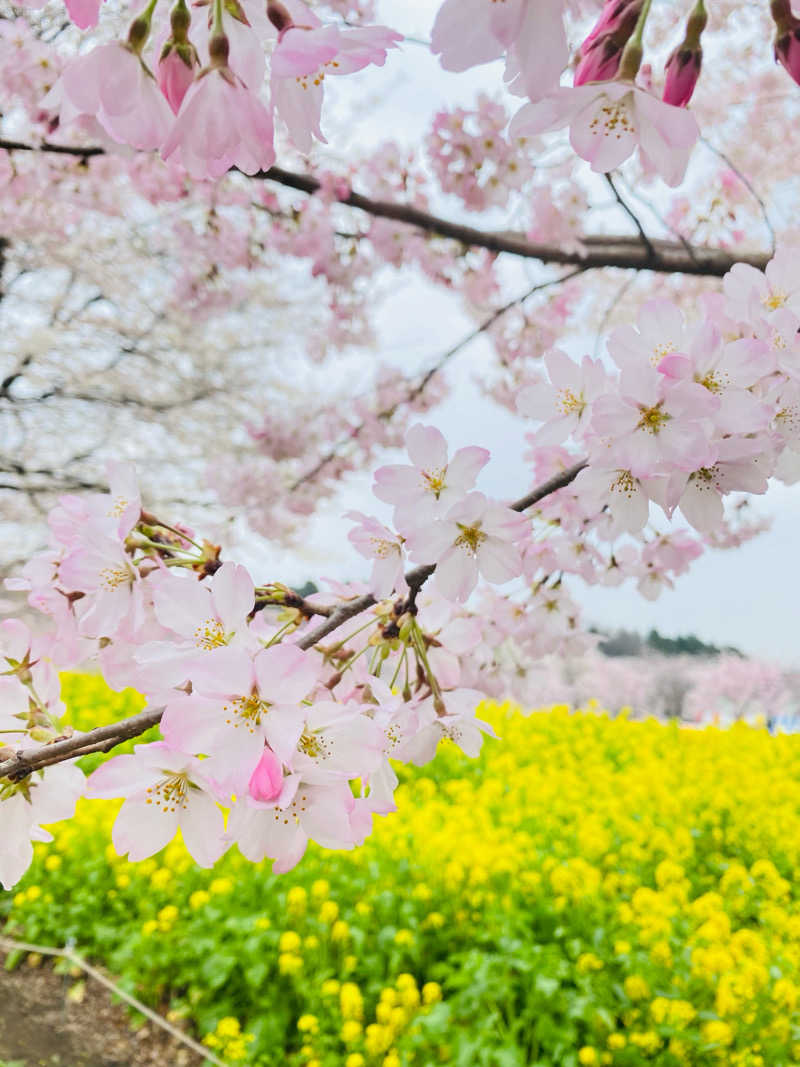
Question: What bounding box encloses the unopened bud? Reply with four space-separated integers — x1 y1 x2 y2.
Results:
575 0 643 85
663 0 706 106
248 747 283 803
777 29 800 83
663 47 702 106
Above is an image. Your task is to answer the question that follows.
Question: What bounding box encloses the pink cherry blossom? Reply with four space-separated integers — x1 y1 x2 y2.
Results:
86 742 227 867
517 349 610 445
373 423 489 534
228 780 366 872
0 762 85 890
160 642 320 789
405 491 526 603
393 688 494 765
58 537 144 639
271 20 401 153
161 67 275 180
431 0 567 102
511 82 700 187
345 511 406 598
59 44 173 150
139 562 256 689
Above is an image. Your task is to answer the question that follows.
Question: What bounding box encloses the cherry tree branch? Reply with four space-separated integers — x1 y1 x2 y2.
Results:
0 460 586 782
0 139 771 277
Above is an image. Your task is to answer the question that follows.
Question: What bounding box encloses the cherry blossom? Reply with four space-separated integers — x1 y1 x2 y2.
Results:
0 763 85 890
405 491 526 603
511 82 700 187
86 742 227 867
373 423 489 534
345 511 407 598
431 0 568 103
161 66 275 180
58 44 173 150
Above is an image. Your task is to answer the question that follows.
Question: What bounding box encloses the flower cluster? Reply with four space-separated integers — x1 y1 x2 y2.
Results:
2 242 799 888
50 0 401 178
518 245 800 536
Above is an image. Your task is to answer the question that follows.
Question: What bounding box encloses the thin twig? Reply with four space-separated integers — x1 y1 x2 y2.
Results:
604 173 656 262
0 936 229 1067
699 136 776 253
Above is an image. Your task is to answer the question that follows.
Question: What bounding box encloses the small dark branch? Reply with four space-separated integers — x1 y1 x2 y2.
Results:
510 459 587 512
604 173 656 262
252 591 333 618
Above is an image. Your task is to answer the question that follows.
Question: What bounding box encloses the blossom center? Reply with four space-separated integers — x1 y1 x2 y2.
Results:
369 536 398 559
636 404 670 435
421 467 447 497
652 341 675 365
272 791 308 826
589 97 635 140
194 617 227 650
557 387 585 417
224 695 269 732
146 772 190 813
697 371 723 393
108 496 129 518
298 729 331 761
763 289 787 310
454 523 487 555
610 470 637 498
100 566 130 591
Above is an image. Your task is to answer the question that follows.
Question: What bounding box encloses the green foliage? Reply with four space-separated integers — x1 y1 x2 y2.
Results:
2 678 800 1066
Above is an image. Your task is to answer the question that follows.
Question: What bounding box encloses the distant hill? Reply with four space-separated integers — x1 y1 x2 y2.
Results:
592 627 743 659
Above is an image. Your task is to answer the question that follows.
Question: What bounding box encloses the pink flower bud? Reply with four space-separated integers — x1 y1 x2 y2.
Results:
580 0 643 53
574 37 622 86
248 747 283 802
775 24 800 85
158 49 197 114
663 48 702 106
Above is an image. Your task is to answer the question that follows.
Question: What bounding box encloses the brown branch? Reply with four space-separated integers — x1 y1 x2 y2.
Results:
0 707 164 780
293 459 588 649
0 139 770 277
0 461 586 781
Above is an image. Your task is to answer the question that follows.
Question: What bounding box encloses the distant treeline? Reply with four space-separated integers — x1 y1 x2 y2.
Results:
593 628 743 659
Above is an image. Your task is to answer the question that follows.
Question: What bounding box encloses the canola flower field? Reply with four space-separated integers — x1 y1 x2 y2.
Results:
4 676 800 1067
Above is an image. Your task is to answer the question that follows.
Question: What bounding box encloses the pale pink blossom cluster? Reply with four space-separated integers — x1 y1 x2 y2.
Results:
1 461 500 886
518 246 800 537
426 95 534 213
47 0 401 179
4 244 800 888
